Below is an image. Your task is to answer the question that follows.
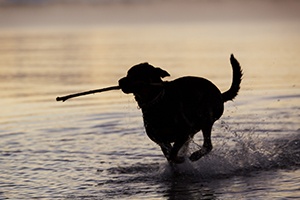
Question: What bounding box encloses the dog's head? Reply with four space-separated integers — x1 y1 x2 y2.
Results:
118 62 170 94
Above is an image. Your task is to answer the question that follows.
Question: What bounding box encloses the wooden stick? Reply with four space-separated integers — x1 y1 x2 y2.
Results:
56 85 120 102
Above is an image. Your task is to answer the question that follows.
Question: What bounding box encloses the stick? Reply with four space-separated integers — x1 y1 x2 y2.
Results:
56 85 120 102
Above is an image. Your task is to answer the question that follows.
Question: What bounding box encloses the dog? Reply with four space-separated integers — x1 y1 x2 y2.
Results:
118 54 242 163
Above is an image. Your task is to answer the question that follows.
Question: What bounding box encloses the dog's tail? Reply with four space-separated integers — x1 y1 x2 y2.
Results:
222 54 243 102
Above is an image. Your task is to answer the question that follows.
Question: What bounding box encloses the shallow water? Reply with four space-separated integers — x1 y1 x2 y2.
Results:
0 19 300 199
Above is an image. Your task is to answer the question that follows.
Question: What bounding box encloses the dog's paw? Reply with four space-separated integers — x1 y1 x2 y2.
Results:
190 145 212 162
189 150 203 162
189 148 208 162
169 156 185 164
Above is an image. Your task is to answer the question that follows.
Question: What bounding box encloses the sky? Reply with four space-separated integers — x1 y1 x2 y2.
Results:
0 0 299 29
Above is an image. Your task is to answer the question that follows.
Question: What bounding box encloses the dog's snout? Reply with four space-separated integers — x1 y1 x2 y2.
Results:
118 77 127 86
118 77 133 94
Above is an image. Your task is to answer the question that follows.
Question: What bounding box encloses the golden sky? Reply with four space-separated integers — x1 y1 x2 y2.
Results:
0 0 299 28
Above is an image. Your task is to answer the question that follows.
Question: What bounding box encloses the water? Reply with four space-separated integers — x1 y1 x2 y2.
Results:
1 2 300 199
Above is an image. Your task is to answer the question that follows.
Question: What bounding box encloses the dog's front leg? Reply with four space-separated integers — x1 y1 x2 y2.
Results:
169 139 188 164
159 143 172 161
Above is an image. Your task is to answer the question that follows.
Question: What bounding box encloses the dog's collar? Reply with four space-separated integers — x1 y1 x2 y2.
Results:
137 88 165 109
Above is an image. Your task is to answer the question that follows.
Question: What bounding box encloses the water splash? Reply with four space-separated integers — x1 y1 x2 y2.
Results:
103 125 300 183
160 129 300 180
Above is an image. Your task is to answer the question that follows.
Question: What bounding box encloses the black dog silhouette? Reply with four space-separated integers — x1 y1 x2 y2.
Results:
119 54 242 163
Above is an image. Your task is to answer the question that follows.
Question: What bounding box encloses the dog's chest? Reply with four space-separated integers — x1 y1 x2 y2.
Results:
141 100 189 143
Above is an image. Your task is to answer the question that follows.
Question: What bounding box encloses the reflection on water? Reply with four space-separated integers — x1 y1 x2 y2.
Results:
0 22 299 199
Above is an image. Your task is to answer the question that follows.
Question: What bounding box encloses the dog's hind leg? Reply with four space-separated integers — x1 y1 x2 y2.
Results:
189 123 213 162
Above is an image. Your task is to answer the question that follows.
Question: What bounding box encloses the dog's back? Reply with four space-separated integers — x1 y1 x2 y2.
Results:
166 76 224 124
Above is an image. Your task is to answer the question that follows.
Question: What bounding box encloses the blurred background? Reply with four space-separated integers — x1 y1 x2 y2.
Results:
1 0 300 26
0 0 299 88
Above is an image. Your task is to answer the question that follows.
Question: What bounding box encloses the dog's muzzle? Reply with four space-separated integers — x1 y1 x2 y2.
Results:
118 77 138 94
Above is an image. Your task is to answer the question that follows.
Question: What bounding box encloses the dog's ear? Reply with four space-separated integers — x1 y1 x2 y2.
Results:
155 67 170 78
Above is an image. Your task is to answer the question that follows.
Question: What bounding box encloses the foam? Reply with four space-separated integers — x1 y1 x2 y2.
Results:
159 132 300 180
